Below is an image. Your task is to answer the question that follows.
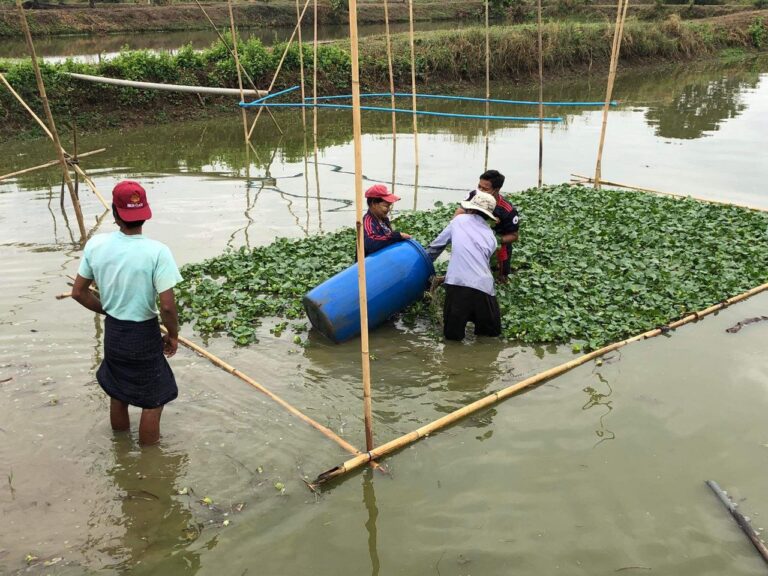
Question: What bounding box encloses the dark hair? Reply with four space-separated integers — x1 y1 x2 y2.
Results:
479 169 505 191
112 204 145 229
366 197 385 207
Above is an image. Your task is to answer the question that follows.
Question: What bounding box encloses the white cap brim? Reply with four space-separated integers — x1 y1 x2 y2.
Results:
460 200 499 222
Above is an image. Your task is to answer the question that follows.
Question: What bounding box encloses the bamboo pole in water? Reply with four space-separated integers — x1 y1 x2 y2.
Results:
383 0 398 192
0 72 109 209
56 283 383 472
227 0 249 145
706 480 768 565
295 0 307 129
16 0 86 242
536 0 545 188
312 0 322 228
314 281 768 484
247 0 312 140
407 0 420 210
483 0 490 171
0 148 106 182
348 0 375 452
594 0 630 190
569 174 768 213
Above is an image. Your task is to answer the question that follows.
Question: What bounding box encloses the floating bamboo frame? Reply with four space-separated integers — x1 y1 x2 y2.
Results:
314 280 768 485
348 0 375 452
0 148 105 182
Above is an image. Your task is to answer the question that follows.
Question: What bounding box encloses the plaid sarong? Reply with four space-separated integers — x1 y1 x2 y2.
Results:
97 315 178 409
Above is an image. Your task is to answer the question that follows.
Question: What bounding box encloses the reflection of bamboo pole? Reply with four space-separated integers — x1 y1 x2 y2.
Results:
0 72 109 209
383 0 397 192
407 0 420 210
314 280 768 485
348 0 375 452
227 0 249 145
483 0 490 171
536 0 544 188
16 0 86 241
569 174 768 213
247 0 312 140
594 0 630 190
0 148 106 182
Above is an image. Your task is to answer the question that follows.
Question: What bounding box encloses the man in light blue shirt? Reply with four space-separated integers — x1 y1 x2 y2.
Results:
426 191 502 341
72 180 182 445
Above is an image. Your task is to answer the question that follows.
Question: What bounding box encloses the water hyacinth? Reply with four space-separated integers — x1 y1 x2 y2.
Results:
176 184 768 350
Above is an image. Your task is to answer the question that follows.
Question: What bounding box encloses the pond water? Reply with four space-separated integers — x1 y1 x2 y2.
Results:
1 58 767 575
0 20 474 63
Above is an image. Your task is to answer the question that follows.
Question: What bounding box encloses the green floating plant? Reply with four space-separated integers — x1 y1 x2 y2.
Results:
177 184 768 350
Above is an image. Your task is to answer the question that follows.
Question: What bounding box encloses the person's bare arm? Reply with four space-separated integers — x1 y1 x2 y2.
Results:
500 231 519 244
71 275 105 315
158 288 179 357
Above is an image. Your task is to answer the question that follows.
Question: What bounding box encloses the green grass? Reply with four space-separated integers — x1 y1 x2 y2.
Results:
176 184 768 350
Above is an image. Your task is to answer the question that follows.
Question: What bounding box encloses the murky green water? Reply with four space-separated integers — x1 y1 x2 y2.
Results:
0 20 473 63
1 58 768 575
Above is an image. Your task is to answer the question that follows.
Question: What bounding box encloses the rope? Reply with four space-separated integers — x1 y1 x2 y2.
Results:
307 93 616 107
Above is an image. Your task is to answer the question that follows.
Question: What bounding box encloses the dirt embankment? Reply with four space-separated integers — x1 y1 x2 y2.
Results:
0 1 483 37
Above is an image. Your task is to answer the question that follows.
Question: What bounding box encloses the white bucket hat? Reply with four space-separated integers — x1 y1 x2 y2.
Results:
460 191 499 222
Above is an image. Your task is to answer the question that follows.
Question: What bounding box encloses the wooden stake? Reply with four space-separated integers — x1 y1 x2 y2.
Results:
15 0 86 242
227 0 249 145
0 148 105 182
314 280 768 484
407 0 420 210
483 0 490 171
537 0 545 188
295 0 307 129
383 0 398 192
348 0 375 452
312 0 322 229
594 0 630 190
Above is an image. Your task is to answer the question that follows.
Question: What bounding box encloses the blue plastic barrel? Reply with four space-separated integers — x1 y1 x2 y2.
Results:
303 239 435 343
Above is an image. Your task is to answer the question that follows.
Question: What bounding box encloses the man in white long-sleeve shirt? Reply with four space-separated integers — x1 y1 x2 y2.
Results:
426 191 502 341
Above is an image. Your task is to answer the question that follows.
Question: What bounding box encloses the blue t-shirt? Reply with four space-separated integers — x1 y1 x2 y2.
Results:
78 231 183 321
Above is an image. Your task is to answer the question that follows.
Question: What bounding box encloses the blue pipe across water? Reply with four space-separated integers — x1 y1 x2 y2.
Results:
240 100 563 122
304 92 619 107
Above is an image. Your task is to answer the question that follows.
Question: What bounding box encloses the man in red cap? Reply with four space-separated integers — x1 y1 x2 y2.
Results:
363 183 411 256
71 180 182 446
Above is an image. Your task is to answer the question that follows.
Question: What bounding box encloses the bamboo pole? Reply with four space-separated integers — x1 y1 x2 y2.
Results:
483 0 490 172
706 481 768 565
56 283 383 472
0 73 109 209
407 0 420 210
0 148 105 182
314 281 768 484
569 174 768 213
15 0 86 242
593 0 630 190
247 0 312 140
295 0 307 129
383 0 398 192
227 0 249 145
348 0 375 452
536 0 545 188
192 0 282 134
312 0 322 229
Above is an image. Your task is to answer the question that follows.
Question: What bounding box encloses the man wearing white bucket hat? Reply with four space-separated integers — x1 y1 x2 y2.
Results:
426 191 502 341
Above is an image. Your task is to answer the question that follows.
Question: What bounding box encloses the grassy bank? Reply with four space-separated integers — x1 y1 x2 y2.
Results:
1 13 766 142
0 1 483 37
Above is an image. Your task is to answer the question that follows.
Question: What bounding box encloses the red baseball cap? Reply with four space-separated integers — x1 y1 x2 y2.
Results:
364 184 400 203
112 180 152 222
